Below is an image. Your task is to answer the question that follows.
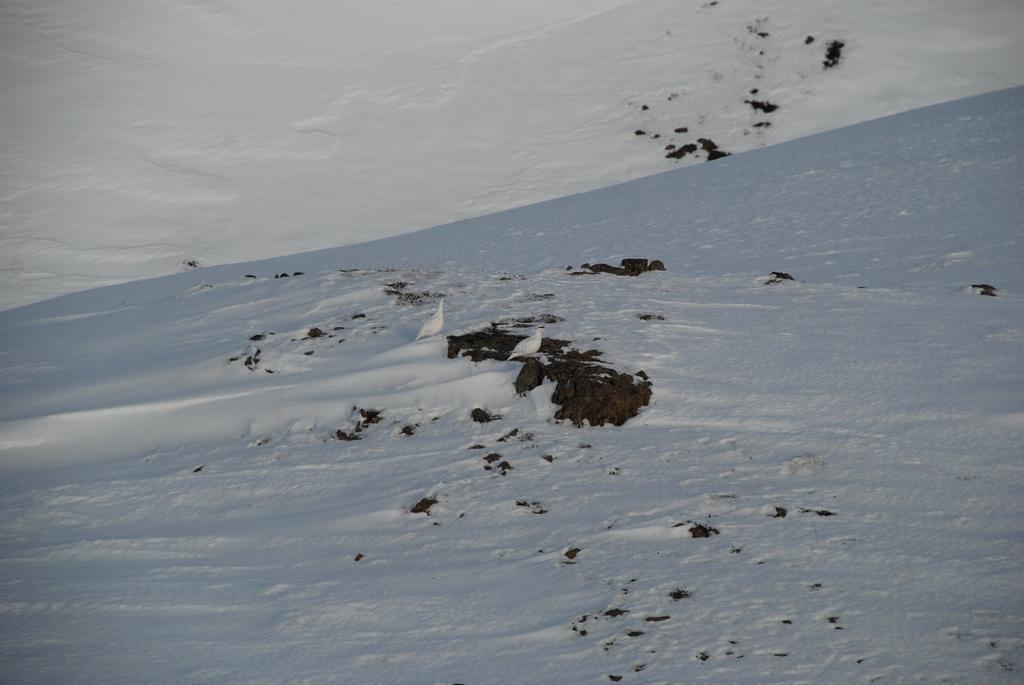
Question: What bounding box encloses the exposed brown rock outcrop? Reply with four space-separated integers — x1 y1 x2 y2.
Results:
448 325 651 427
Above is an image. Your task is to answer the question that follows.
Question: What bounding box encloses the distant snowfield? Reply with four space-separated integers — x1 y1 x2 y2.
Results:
2 0 1023 309
0 90 1021 683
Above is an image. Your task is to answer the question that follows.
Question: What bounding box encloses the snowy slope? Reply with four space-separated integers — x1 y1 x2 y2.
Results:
0 90 1021 684
3 0 1023 310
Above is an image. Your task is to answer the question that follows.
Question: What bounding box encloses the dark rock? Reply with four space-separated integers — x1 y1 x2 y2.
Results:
307 327 325 338
292 271 304 276
351 313 366 319
384 281 444 305
666 143 698 159
497 428 519 442
496 461 513 475
542 454 555 463
583 263 621 275
637 313 665 320
516 500 547 514
580 258 666 277
626 631 645 637
641 104 649 111
689 523 720 538
332 407 382 440
471 407 500 423
604 608 628 617
972 283 997 296
620 258 649 274
400 424 417 436
744 99 779 113
634 129 646 136
391 290 442 306
766 271 796 284
747 22 769 38
515 358 546 395
549 361 651 427
753 121 771 128
410 497 437 514
609 676 622 682
451 325 570 363
669 588 691 600
805 35 815 44
697 138 732 161
354 553 364 561
244 348 261 371
674 127 688 133
359 408 383 425
249 334 265 341
483 453 502 463
564 547 581 560
646 615 670 622
504 314 565 328
303 350 314 356
244 274 257 278
192 465 204 473
800 507 836 516
823 40 845 68
449 325 651 426
773 506 788 518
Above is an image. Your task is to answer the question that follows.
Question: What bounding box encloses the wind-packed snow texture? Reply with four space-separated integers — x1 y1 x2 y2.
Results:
2 0 1023 309
0 89 1021 684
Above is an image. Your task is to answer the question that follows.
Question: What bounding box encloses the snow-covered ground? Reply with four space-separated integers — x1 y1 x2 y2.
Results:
1 88 1021 683
2 0 1023 310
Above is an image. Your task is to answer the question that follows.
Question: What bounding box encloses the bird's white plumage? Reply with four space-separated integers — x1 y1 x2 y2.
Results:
509 326 543 359
415 299 445 340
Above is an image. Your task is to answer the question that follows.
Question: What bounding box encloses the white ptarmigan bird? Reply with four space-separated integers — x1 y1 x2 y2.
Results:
508 326 543 359
415 299 445 340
